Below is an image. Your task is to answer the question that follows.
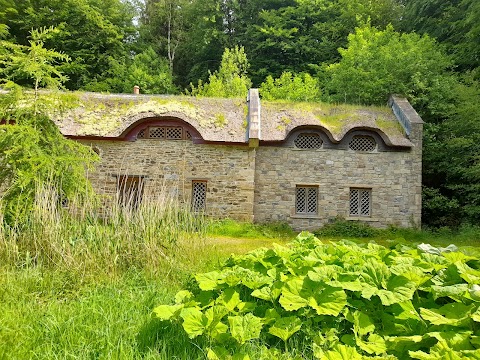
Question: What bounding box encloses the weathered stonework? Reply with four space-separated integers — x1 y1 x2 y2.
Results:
54 90 423 231
82 139 256 221
253 146 421 230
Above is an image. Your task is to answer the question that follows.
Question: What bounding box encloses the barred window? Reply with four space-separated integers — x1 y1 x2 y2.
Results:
149 127 166 138
349 136 376 152
294 133 323 149
296 186 318 215
192 181 207 212
137 129 145 139
137 126 191 140
117 175 144 210
349 188 372 217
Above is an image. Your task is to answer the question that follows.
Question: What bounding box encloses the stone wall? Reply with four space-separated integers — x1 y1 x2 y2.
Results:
253 143 422 231
81 139 256 221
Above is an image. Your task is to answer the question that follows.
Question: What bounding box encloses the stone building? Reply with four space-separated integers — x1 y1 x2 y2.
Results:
57 89 423 230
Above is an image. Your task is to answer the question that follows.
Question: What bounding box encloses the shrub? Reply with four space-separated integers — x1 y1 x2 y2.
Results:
314 217 380 238
154 232 480 359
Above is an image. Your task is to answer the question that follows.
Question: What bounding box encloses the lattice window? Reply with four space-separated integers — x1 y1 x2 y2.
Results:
192 181 207 212
296 186 318 214
349 136 376 152
117 176 144 210
294 133 323 149
149 127 166 138
185 131 192 140
166 127 183 140
349 188 372 217
137 129 146 139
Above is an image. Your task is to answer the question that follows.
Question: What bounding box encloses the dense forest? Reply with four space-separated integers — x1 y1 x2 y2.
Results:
0 0 479 228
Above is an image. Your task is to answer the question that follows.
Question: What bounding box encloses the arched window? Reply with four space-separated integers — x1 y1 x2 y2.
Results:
294 133 323 149
137 126 192 140
348 135 376 152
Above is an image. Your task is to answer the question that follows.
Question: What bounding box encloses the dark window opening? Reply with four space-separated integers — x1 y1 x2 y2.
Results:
117 175 145 210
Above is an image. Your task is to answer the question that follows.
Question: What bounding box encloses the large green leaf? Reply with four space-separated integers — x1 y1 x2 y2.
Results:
228 314 263 344
153 304 183 321
180 308 209 338
196 271 224 291
455 262 480 284
420 303 476 326
319 344 363 360
431 284 469 301
279 277 346 315
426 331 474 351
357 333 387 355
385 335 424 353
250 282 282 302
217 288 242 312
268 316 302 342
279 277 309 311
352 311 375 336
410 340 465 360
377 276 417 306
308 284 347 316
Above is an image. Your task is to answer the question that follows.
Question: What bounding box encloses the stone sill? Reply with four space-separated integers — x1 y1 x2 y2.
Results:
290 214 322 220
346 216 380 222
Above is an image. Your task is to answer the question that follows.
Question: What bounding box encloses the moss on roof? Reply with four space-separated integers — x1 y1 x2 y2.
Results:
56 92 248 142
54 92 411 147
261 100 410 146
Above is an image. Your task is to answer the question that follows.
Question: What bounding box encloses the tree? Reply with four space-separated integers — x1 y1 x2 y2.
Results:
260 71 321 101
0 27 98 224
123 47 178 94
1 0 137 90
324 24 453 112
422 77 480 226
400 0 480 74
188 46 252 98
139 0 189 71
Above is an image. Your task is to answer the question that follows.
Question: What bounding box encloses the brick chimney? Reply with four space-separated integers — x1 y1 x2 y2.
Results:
133 85 140 95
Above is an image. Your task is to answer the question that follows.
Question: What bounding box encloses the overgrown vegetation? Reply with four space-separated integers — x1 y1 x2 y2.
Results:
0 27 97 225
187 46 252 98
154 231 480 359
315 218 480 248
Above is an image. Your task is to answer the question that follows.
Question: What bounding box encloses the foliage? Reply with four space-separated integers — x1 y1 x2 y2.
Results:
324 24 453 109
123 47 178 94
260 71 321 102
314 218 380 238
0 184 208 272
188 46 252 98
155 232 480 358
422 77 480 226
0 0 137 90
0 27 97 224
400 0 480 75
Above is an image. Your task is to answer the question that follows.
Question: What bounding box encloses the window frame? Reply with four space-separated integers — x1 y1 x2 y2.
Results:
349 187 372 217
191 180 207 212
293 133 323 150
295 185 319 215
137 125 191 140
348 135 377 152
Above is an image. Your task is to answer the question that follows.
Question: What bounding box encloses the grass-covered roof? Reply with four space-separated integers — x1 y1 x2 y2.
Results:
54 92 412 147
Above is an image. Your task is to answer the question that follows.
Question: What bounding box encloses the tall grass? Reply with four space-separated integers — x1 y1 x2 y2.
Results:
0 183 209 277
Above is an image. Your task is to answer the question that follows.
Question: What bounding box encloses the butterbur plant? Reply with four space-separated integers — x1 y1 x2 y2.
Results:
154 232 480 359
